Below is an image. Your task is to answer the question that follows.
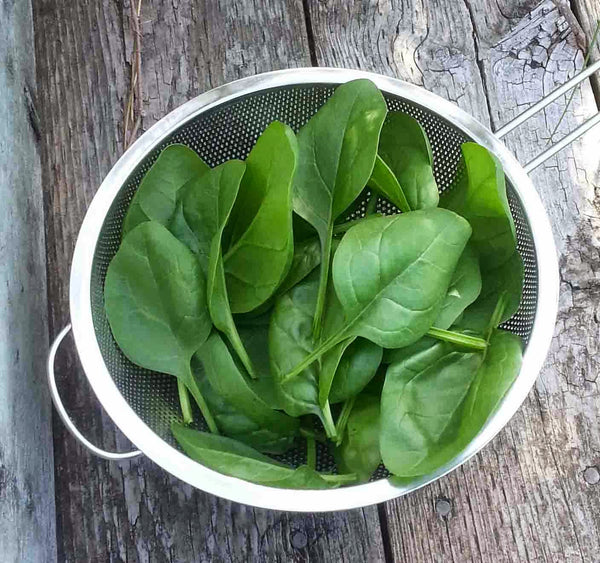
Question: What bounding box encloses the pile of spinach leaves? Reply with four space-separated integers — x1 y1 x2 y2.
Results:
104 79 524 489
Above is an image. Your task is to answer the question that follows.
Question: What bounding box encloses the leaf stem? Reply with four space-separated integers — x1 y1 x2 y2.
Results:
321 400 337 440
312 225 334 341
177 380 194 424
185 369 220 434
282 330 347 383
225 324 258 379
299 426 328 444
334 396 356 445
486 292 508 341
427 327 488 351
320 473 358 484
306 436 316 470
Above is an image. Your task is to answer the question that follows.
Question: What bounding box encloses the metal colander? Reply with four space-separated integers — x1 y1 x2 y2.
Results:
49 68 566 511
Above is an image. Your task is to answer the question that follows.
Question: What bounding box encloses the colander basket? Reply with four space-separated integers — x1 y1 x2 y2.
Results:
48 66 599 511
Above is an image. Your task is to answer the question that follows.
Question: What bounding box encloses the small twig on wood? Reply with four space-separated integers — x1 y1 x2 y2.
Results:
123 0 143 150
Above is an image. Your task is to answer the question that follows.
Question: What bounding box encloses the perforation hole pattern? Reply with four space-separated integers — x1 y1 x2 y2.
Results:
89 84 538 481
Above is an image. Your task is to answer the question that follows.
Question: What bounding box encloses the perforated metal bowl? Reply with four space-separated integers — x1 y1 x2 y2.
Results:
49 68 562 511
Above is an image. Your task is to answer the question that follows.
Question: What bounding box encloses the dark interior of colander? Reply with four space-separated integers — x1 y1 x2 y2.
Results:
90 84 538 479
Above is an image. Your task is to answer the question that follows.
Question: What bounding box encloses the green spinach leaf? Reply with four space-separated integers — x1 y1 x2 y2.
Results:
457 330 522 439
105 222 211 380
329 339 383 404
104 221 217 431
172 423 355 488
336 394 381 482
269 272 323 421
380 338 483 477
317 279 353 421
384 330 522 477
223 122 298 313
123 145 209 235
179 159 257 378
196 332 299 436
276 238 321 296
368 155 411 213
459 250 523 332
237 319 283 409
293 79 387 339
441 143 523 329
234 237 322 321
191 354 295 454
434 244 482 330
334 209 471 347
378 112 438 210
283 209 472 381
269 269 353 438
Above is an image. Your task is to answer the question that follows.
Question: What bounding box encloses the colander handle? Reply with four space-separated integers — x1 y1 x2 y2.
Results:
47 324 143 461
494 58 600 173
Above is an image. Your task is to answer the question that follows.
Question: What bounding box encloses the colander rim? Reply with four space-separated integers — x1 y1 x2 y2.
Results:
69 67 559 512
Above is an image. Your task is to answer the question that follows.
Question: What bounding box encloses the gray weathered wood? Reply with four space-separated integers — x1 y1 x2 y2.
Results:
33 0 386 560
308 0 600 560
571 0 600 95
0 1 56 562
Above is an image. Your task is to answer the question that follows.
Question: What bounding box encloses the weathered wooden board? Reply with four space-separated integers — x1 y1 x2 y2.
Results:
572 0 600 95
33 0 386 561
0 2 56 563
308 0 600 560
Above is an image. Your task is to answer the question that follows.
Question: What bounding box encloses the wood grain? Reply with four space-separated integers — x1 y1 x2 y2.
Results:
571 0 600 96
33 0 386 561
308 0 600 560
0 2 56 562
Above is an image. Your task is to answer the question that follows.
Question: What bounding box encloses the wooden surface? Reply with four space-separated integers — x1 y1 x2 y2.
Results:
23 0 600 560
0 2 56 563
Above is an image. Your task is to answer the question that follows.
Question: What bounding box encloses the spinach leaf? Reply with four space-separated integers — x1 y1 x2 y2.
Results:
104 221 217 431
172 423 356 488
459 250 523 332
180 159 242 270
384 330 522 477
441 143 523 329
378 112 438 210
334 209 471 347
269 269 352 438
196 332 298 436
123 145 209 235
336 394 381 482
180 159 257 378
276 238 321 296
191 355 295 454
368 155 411 213
458 330 522 438
269 272 323 421
168 199 201 256
293 79 387 339
442 143 515 267
329 339 383 404
237 319 283 409
234 237 321 321
434 244 482 330
223 122 298 313
283 209 472 381
317 279 353 420
105 222 211 380
235 314 272 376
380 338 484 477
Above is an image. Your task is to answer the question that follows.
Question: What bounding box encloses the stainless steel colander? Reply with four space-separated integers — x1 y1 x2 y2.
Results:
48 66 600 511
